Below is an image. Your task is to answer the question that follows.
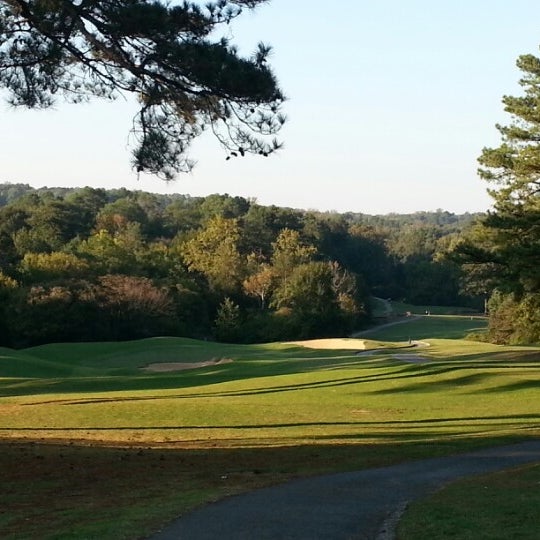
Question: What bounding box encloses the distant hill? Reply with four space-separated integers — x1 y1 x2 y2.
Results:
0 183 483 224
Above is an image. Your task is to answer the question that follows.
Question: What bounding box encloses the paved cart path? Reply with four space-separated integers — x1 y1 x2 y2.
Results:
148 439 540 540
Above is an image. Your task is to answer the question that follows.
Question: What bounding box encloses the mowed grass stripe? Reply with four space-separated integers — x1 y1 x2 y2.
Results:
1 341 539 445
0 314 538 539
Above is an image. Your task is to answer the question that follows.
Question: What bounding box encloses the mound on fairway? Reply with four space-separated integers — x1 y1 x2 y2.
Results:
142 357 233 372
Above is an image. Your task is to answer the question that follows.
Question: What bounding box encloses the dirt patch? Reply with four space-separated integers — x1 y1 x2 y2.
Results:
286 338 366 350
142 358 233 372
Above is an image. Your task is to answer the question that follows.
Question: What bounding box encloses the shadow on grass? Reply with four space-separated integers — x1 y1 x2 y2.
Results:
0 431 538 540
1 359 538 401
0 413 540 447
430 349 540 363
482 380 540 392
5 363 476 403
0 339 537 400
370 372 497 394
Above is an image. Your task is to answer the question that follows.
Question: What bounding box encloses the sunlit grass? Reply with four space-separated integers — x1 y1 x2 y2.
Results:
0 316 538 539
2 336 538 446
360 314 488 341
390 301 479 316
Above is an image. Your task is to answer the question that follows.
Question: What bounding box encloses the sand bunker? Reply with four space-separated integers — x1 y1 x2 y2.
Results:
287 338 366 350
142 358 233 372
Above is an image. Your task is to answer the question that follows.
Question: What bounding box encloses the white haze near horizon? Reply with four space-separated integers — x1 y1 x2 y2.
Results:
2 1 540 215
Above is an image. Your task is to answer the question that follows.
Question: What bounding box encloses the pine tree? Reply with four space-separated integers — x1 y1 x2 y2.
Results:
457 49 540 343
0 0 285 179
475 51 540 295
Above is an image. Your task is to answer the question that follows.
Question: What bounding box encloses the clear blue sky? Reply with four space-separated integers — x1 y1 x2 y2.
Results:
3 0 540 214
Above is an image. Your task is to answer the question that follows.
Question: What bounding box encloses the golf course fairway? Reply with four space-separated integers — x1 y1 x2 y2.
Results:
0 314 538 539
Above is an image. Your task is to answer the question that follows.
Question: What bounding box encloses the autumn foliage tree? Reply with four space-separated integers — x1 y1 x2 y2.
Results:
243 263 274 309
0 0 285 178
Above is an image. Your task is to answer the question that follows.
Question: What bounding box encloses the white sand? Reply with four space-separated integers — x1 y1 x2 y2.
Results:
286 338 367 350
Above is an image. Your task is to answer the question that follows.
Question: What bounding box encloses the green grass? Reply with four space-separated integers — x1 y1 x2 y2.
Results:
0 315 538 539
362 314 488 341
390 300 479 316
397 464 540 540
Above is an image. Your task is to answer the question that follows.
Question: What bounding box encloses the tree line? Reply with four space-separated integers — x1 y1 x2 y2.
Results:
2 1 537 347
0 185 481 347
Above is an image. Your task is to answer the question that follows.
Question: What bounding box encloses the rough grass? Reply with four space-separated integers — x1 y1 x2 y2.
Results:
5 438 517 540
397 463 540 540
0 315 538 539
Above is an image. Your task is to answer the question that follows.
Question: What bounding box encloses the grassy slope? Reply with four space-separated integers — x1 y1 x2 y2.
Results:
0 315 539 539
398 464 540 540
390 300 479 316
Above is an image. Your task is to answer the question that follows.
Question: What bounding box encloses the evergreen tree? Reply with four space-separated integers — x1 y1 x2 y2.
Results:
474 52 540 293
0 0 285 179
213 296 241 342
456 49 540 343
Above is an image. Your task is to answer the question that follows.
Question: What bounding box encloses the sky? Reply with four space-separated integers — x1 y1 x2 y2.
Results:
3 1 540 215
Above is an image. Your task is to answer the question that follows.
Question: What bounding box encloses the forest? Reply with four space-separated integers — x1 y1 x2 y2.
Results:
0 183 484 347
0 2 538 349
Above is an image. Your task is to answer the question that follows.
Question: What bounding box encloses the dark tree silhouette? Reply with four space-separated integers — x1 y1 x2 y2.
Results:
0 0 285 178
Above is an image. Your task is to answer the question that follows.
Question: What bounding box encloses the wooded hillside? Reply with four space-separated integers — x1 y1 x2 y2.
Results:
0 183 482 346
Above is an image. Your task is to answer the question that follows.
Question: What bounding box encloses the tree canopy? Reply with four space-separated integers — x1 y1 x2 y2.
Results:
0 184 482 346
463 51 540 295
454 48 540 343
0 0 285 178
